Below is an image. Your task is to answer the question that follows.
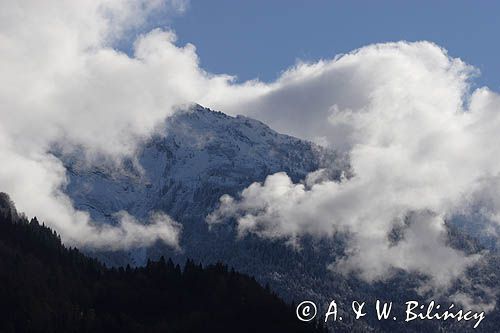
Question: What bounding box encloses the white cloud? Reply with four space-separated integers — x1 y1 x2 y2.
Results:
208 42 500 290
94 211 183 250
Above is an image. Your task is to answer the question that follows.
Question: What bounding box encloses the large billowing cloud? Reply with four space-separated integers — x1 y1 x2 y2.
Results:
208 42 500 291
2 0 500 293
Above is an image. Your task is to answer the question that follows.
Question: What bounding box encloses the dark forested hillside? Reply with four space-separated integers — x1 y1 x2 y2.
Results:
0 193 326 333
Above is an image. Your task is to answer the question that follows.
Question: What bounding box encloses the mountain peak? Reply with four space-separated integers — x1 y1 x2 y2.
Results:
63 106 342 226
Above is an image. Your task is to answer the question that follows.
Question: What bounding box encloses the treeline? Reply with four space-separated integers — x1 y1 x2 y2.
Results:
0 193 326 332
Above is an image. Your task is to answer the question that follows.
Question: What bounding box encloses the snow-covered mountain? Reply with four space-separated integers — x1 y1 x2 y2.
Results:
62 105 344 263
58 105 500 332
64 104 343 222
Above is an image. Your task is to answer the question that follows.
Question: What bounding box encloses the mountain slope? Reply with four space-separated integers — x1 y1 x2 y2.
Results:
0 193 325 333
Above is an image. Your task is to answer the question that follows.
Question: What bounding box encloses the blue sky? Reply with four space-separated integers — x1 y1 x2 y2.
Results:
167 0 499 90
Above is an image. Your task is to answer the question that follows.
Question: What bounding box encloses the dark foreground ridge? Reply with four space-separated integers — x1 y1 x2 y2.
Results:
0 193 326 333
